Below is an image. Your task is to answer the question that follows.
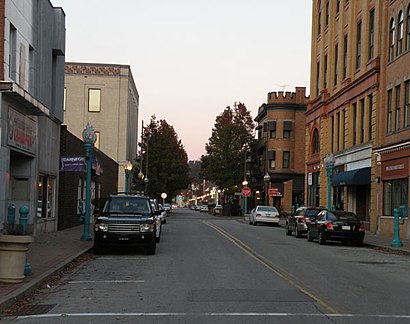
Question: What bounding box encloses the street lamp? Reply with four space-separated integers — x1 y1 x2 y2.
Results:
124 161 133 193
264 172 270 206
81 123 97 241
324 153 335 210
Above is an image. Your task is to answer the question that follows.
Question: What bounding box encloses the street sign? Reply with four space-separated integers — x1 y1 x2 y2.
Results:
242 187 251 197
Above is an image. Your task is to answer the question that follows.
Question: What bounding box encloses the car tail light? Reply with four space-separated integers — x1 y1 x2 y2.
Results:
256 213 262 217
326 222 334 230
299 216 307 223
359 223 365 231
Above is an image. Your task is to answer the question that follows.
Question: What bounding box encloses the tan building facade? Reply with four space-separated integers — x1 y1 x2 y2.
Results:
255 87 309 214
64 63 139 192
307 1 383 231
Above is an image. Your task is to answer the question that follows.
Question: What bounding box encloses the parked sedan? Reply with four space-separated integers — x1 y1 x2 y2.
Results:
286 207 326 237
213 204 223 215
307 210 365 245
249 206 280 226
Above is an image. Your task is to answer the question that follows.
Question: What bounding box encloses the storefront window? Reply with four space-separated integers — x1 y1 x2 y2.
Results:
308 172 320 207
37 175 55 218
383 179 408 216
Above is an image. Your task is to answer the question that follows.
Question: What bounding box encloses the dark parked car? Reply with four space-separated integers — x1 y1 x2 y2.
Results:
307 210 365 245
93 193 160 255
285 207 326 237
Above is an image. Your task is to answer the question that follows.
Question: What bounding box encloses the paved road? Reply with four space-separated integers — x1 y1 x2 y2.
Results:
2 208 410 323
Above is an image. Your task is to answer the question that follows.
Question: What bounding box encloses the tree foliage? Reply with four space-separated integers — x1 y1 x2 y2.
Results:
200 102 255 189
133 116 190 201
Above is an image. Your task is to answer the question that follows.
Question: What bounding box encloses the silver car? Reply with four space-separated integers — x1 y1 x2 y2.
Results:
249 206 280 226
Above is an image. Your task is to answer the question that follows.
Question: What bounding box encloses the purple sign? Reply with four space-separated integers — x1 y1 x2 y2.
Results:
61 156 85 172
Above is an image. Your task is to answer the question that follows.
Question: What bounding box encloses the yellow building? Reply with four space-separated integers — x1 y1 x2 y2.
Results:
306 1 383 231
64 63 139 192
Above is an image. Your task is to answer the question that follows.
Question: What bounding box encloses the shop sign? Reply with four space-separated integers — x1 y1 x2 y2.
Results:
269 188 282 197
61 156 85 172
7 107 36 154
381 157 408 180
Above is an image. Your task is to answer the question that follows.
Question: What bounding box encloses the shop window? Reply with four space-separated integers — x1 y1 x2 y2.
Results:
383 179 408 216
37 176 55 218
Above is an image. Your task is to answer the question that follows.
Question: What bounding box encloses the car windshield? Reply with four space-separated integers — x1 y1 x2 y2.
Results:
328 211 359 221
105 197 151 214
258 206 278 213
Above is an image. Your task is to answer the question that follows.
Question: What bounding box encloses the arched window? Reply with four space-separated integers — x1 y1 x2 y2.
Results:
398 11 404 56
312 129 320 154
389 18 395 61
406 4 410 50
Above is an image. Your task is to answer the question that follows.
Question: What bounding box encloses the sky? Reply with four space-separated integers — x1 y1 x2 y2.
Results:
51 0 312 161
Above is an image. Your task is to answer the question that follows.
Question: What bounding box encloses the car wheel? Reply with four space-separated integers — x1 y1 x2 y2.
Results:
318 231 326 245
253 221 258 226
285 225 292 236
156 235 161 243
146 242 156 255
307 229 314 242
295 226 302 238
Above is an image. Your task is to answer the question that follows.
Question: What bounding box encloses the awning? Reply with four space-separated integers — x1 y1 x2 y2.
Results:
332 167 371 186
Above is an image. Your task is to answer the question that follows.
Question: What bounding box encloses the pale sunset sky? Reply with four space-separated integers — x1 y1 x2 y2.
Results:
51 0 312 161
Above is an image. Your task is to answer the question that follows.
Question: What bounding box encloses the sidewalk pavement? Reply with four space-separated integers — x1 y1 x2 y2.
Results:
1 223 410 313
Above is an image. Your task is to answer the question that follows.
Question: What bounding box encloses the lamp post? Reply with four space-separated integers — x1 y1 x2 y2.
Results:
124 161 133 193
324 153 335 210
81 123 97 241
264 172 270 206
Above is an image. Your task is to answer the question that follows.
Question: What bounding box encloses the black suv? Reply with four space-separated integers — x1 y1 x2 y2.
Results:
93 193 160 255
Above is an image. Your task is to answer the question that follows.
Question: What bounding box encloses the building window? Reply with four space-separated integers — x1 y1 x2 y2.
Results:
63 87 67 111
396 85 401 131
334 44 338 86
336 112 340 151
331 115 334 151
352 103 357 145
308 172 320 207
324 54 328 89
37 176 55 218
387 89 393 133
368 9 375 60
316 61 320 97
336 0 340 14
312 129 320 154
283 121 293 139
343 35 348 79
360 99 364 143
268 121 276 139
325 1 329 27
389 18 395 61
9 24 17 81
368 94 373 140
383 179 408 216
398 11 404 56
407 4 410 51
341 109 346 149
283 151 290 169
267 150 276 169
318 0 322 36
88 89 101 112
94 131 100 149
356 21 362 70
405 81 410 128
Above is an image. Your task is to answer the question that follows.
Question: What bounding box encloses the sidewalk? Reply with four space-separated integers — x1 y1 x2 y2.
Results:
1 224 410 314
0 225 92 313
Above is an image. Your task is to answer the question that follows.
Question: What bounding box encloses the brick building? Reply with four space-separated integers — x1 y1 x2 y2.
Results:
255 87 309 214
307 0 383 231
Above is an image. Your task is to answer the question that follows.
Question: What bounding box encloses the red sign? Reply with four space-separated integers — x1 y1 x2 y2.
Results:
269 188 281 197
242 187 251 197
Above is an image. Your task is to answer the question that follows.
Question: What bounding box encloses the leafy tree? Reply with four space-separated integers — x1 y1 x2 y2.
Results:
200 102 255 190
133 116 190 201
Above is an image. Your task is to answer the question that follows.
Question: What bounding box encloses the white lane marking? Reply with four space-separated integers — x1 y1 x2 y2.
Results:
68 280 144 284
16 313 410 320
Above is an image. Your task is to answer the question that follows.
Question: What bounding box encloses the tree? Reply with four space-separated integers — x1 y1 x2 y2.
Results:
200 102 255 190
133 116 190 201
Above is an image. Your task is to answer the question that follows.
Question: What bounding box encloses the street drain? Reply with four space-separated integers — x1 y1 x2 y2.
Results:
12 304 56 316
